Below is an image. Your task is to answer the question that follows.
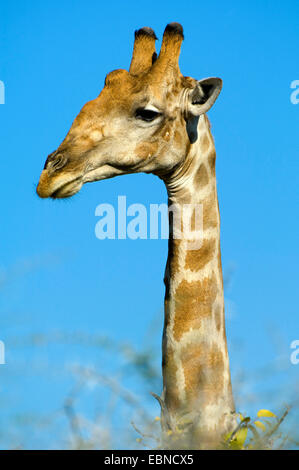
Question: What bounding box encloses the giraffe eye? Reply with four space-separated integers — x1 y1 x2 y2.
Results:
135 108 161 122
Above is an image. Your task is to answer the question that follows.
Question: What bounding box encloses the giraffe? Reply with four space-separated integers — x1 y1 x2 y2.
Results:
36 23 236 448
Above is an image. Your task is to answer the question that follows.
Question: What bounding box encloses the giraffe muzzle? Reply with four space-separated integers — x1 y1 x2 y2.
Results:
37 151 84 199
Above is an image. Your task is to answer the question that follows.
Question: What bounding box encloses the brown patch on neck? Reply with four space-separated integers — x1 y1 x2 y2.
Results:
162 344 181 414
181 342 224 406
185 190 219 232
203 188 219 230
194 163 209 190
173 274 218 341
200 133 210 154
214 303 222 332
208 150 216 175
181 343 204 404
167 238 182 279
184 238 216 271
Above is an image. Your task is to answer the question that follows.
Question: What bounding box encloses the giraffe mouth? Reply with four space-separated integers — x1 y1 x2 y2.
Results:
37 164 120 199
50 177 83 199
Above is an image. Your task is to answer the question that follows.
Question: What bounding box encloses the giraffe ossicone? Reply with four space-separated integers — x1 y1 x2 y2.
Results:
37 22 236 448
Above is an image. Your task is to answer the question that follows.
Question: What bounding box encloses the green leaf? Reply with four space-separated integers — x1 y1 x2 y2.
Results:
224 431 233 441
235 427 248 446
230 427 248 449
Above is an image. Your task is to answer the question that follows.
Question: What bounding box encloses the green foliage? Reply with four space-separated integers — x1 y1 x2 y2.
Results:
223 409 283 450
0 323 298 450
132 407 295 450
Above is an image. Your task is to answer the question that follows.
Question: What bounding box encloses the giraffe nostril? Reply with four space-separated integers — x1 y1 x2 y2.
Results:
52 156 67 170
44 153 68 171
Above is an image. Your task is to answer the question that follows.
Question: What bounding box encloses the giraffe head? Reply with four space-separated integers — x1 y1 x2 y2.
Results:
37 23 222 199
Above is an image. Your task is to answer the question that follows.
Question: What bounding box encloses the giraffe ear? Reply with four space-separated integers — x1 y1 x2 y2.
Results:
187 77 222 117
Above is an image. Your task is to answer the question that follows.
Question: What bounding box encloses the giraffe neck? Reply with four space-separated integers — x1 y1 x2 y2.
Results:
161 115 235 447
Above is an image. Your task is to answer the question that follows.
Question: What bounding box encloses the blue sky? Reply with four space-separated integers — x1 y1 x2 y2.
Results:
0 0 298 448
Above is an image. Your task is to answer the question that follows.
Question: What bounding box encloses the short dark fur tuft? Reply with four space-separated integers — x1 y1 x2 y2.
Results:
164 22 184 38
134 27 158 40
